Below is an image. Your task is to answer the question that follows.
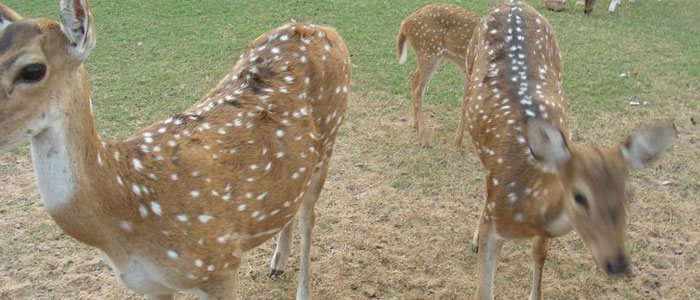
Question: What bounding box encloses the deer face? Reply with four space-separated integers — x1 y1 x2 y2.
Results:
562 148 631 275
527 119 675 275
0 1 95 153
0 20 53 152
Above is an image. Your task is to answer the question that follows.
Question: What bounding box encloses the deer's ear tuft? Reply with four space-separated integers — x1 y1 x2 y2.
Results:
59 0 96 61
621 123 676 170
526 119 571 172
0 3 23 32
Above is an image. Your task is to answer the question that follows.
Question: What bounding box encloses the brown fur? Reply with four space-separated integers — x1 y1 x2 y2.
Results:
456 3 673 300
397 4 480 147
0 1 350 299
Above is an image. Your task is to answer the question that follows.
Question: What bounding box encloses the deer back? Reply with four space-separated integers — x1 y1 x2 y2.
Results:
400 4 480 61
464 2 568 235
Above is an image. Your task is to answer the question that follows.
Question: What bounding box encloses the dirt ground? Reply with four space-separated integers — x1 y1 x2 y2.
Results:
0 91 698 299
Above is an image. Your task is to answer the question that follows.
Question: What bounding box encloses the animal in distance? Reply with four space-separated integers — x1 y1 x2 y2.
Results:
397 4 480 147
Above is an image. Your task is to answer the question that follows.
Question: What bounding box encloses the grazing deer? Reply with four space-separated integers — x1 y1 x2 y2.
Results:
0 1 351 299
453 2 675 299
397 4 480 147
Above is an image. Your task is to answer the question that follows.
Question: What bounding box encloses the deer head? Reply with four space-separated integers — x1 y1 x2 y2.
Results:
0 0 95 153
528 119 676 274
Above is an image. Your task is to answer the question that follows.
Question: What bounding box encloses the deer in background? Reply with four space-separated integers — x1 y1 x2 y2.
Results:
397 4 480 147
0 0 350 299
584 0 639 14
453 2 675 299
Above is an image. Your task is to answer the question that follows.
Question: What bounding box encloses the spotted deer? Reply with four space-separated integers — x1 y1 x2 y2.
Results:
0 1 350 299
397 4 480 147
453 2 675 299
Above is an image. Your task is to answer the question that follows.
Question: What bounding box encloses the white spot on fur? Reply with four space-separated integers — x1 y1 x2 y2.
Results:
150 201 163 216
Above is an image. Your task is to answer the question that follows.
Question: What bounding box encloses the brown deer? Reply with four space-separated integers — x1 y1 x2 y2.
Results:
0 1 350 299
397 4 480 147
453 2 675 299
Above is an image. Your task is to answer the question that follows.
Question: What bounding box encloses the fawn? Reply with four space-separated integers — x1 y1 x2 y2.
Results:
397 4 480 147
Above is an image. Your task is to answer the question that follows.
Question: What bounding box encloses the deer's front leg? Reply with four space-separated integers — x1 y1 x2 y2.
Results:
296 164 330 300
475 214 504 300
529 236 549 300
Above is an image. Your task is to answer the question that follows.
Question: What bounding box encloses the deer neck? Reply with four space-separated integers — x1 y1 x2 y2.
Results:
29 67 108 246
534 176 572 237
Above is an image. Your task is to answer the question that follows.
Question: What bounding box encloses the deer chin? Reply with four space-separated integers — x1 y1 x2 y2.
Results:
0 107 58 154
590 248 629 276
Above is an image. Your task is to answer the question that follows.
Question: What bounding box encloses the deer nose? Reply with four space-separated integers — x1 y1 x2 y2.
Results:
605 253 628 275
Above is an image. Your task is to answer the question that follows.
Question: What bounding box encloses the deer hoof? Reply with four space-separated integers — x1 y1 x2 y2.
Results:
268 269 284 278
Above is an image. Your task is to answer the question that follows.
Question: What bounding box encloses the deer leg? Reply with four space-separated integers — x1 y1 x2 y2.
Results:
475 213 504 300
410 69 421 130
296 163 330 300
412 59 440 148
454 88 469 148
269 219 295 277
528 236 550 300
451 57 469 149
472 211 482 253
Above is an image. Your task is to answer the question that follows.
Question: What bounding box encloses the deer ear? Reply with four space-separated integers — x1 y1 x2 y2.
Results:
59 0 96 61
0 3 23 31
527 119 571 171
620 123 676 170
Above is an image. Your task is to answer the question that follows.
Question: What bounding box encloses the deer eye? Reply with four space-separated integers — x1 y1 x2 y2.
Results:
17 63 47 83
573 192 588 209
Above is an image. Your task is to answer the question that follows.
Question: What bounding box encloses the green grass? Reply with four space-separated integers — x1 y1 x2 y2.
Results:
6 0 698 140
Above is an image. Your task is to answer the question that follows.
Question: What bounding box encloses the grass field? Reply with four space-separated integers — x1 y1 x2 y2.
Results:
0 0 698 299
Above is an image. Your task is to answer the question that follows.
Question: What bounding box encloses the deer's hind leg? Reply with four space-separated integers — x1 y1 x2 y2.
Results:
411 57 442 148
445 55 469 149
269 219 295 277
